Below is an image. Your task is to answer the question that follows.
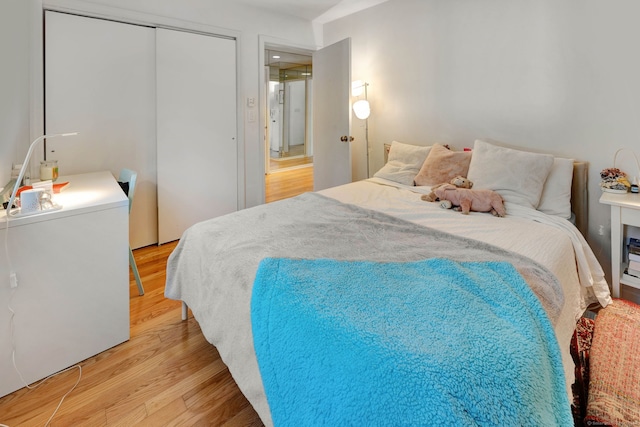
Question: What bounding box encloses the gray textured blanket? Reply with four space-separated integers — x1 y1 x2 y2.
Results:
165 192 564 426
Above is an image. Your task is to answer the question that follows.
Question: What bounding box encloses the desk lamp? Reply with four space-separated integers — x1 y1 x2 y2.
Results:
6 132 78 217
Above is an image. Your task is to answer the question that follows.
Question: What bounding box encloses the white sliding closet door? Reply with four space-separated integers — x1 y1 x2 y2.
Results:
156 29 238 244
45 11 157 248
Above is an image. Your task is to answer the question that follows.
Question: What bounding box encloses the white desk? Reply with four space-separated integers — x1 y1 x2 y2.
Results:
600 191 640 298
0 171 129 398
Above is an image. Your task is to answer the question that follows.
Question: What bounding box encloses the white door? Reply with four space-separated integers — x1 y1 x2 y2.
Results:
45 11 157 248
312 38 352 191
156 29 237 244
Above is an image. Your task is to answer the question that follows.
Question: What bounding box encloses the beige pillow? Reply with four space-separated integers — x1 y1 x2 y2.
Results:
537 157 574 219
413 144 472 187
467 140 554 209
373 141 432 185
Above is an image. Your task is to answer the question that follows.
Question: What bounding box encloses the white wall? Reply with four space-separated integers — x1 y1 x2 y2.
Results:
0 0 319 210
286 80 308 148
0 1 31 186
324 0 640 300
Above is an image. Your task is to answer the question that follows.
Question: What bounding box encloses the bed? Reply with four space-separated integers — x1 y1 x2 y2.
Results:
165 139 612 426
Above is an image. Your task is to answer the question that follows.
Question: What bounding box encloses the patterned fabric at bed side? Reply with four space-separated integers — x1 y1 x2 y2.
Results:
571 317 595 426
586 299 640 427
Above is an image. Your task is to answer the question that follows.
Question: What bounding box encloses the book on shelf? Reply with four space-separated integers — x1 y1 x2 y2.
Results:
628 267 640 278
629 260 640 271
628 237 640 262
623 269 640 285
628 237 640 251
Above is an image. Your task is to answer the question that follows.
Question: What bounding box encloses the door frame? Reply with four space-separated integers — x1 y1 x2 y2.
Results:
258 35 316 202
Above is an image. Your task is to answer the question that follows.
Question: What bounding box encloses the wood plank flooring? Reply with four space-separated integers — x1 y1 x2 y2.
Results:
0 169 312 426
265 165 313 203
268 155 312 172
0 241 263 427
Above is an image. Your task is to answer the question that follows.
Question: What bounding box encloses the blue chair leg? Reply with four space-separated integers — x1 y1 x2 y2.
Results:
129 246 144 296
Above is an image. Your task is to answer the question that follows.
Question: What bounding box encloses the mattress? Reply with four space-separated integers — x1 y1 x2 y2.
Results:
165 178 612 426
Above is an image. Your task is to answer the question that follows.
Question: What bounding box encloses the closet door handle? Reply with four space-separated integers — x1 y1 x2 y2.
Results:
340 136 354 142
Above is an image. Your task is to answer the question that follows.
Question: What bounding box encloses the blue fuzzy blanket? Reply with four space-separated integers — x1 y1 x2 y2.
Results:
251 257 572 426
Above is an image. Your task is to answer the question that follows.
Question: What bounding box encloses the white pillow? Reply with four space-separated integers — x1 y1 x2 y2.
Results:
467 140 554 209
373 141 432 186
537 157 574 219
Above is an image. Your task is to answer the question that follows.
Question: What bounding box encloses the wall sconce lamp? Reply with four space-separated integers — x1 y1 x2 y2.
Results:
6 132 78 217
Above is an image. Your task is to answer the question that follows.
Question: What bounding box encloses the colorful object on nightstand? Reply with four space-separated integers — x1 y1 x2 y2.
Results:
600 167 630 193
601 148 640 193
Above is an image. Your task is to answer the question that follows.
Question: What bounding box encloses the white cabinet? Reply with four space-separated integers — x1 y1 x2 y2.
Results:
600 191 640 297
45 11 238 248
45 11 157 249
0 172 129 398
156 29 238 244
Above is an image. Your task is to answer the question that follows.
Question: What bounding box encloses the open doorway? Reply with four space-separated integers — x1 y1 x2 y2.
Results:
264 48 313 173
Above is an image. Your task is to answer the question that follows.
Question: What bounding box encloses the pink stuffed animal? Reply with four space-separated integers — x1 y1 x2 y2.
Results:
421 184 506 217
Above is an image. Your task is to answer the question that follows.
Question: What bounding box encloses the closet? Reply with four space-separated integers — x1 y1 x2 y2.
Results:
44 11 238 248
156 28 237 244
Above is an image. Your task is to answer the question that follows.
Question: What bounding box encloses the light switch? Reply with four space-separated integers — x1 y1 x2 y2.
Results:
247 97 256 108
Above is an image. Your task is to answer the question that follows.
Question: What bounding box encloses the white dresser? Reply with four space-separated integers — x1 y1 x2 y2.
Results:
0 171 129 398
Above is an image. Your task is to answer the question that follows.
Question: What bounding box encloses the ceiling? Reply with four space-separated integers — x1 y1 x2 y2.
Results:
266 50 312 67
234 0 388 23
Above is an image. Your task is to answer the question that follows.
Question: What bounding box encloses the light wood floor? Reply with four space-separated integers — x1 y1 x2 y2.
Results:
0 169 312 426
268 155 312 172
265 165 313 203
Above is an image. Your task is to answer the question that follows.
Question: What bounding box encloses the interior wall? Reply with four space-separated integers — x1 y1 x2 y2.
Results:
286 80 307 149
0 0 31 185
324 0 640 300
0 0 318 210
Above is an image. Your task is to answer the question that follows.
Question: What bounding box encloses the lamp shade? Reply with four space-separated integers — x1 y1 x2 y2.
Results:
353 99 371 120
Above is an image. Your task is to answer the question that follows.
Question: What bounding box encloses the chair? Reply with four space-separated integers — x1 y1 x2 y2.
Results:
119 169 144 296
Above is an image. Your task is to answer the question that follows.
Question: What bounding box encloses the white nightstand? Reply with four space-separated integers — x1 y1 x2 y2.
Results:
600 190 640 297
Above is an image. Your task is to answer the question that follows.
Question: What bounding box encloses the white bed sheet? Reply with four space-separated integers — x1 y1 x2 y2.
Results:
167 178 612 426
320 178 612 404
